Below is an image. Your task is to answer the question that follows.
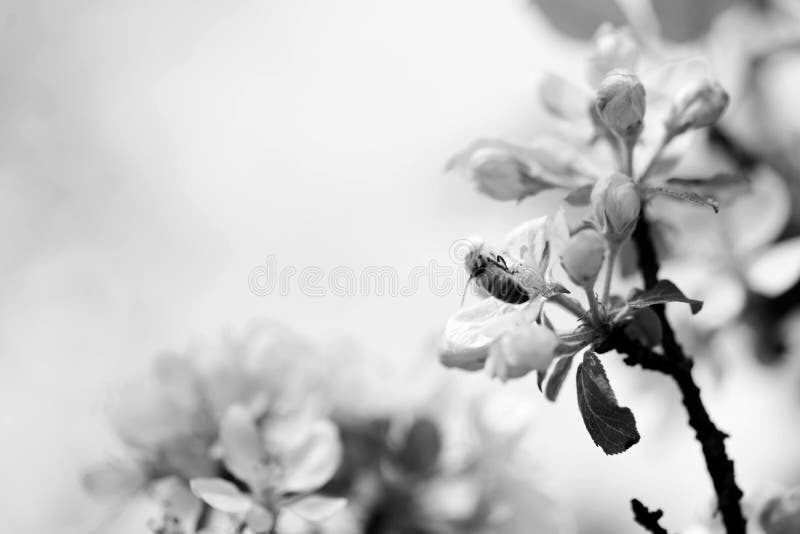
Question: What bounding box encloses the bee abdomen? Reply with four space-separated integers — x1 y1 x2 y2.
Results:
475 265 530 304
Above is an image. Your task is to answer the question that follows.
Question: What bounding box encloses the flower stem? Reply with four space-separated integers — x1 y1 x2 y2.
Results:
601 242 619 307
269 510 280 534
638 131 674 183
549 293 587 319
623 138 635 178
584 287 602 324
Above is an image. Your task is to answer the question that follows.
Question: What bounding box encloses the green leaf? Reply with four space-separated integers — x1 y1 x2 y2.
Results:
545 354 576 401
666 172 749 192
576 352 640 455
623 308 663 347
644 186 720 213
628 279 703 314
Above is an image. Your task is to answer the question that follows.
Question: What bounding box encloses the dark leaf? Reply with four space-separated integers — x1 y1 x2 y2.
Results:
576 352 640 455
563 184 594 206
545 354 576 401
628 279 703 314
624 308 663 347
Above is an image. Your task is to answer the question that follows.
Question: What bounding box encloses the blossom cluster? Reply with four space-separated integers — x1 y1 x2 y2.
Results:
84 323 566 534
437 18 800 532
439 24 730 455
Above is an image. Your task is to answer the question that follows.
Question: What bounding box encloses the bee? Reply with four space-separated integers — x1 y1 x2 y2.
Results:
463 242 568 305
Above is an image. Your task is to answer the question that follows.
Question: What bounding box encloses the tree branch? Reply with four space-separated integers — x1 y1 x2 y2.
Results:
614 216 747 534
631 498 669 534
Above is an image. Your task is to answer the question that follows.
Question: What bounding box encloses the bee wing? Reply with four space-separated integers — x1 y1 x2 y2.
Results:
504 216 548 268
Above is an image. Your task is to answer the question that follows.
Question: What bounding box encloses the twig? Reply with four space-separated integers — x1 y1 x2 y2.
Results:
638 132 673 183
614 215 747 534
194 502 211 533
631 498 669 534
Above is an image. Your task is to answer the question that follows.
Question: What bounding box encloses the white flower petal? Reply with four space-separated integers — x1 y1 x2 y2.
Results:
486 324 559 382
189 478 252 515
504 216 548 268
278 419 343 493
746 237 800 297
82 461 145 498
726 166 791 255
152 476 202 518
438 298 518 370
286 495 347 523
220 405 264 484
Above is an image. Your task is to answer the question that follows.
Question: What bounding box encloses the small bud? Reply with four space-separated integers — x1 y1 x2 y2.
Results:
595 70 646 145
665 80 729 136
591 172 641 243
760 488 800 534
485 324 559 381
588 24 638 86
560 229 606 289
470 149 552 201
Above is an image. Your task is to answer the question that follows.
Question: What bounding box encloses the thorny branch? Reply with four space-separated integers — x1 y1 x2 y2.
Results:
606 215 747 534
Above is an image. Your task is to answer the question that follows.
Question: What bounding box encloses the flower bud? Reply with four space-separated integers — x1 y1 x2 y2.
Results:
665 80 729 136
485 324 559 382
760 488 800 534
595 69 646 144
470 149 552 201
560 229 605 289
591 172 641 242
588 24 638 86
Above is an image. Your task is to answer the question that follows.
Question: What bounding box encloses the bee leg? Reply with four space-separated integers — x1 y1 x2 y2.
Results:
495 255 509 270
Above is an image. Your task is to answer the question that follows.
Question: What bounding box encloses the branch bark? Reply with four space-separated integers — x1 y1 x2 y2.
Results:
612 216 747 534
631 498 669 534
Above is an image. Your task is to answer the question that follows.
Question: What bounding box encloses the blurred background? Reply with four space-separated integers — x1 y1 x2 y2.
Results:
3 0 800 533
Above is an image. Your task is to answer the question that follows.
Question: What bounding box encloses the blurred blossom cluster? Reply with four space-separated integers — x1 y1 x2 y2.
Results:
84 322 568 533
